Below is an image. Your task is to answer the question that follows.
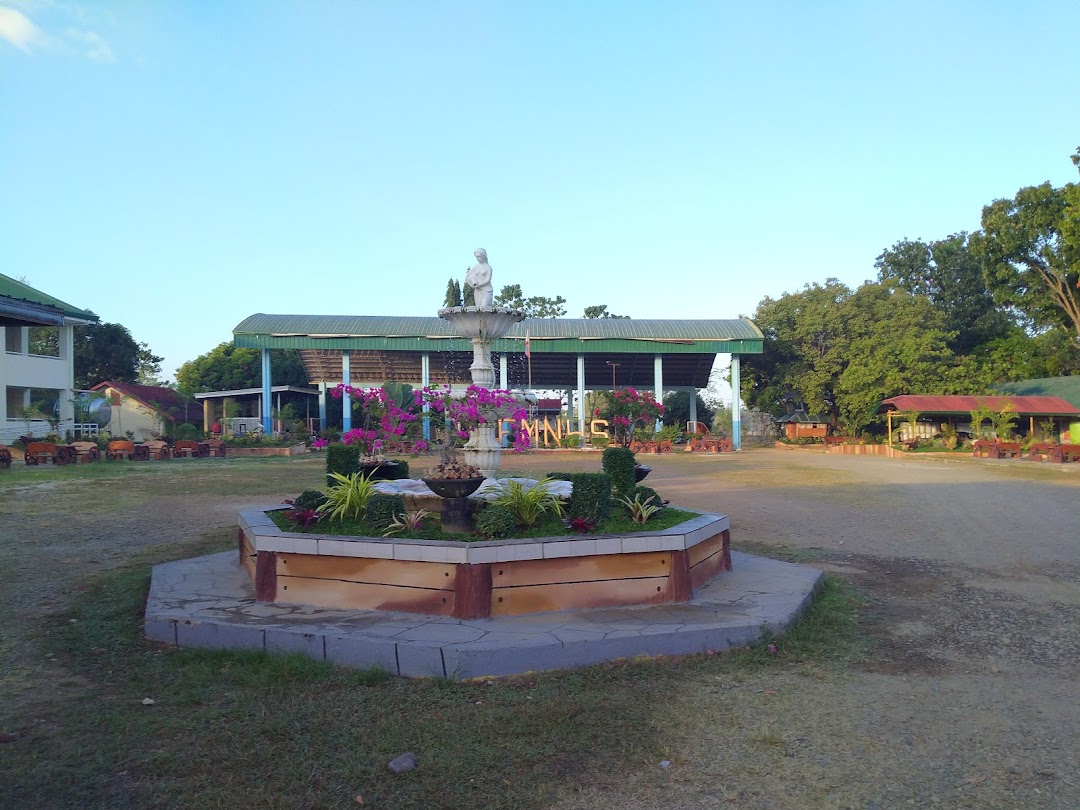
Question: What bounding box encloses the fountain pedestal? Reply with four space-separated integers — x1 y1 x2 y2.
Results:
438 306 524 476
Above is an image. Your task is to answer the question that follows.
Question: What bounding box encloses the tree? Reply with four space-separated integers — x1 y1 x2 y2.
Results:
583 305 630 319
970 149 1080 339
493 284 567 318
175 343 308 393
662 390 714 429
876 233 1012 355
741 280 958 435
443 277 462 308
73 322 162 390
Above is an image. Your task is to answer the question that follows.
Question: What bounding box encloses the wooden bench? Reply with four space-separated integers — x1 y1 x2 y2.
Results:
1031 443 1080 463
69 442 100 463
106 440 136 461
172 440 200 458
138 440 170 460
24 441 63 465
0 446 12 469
973 439 1020 459
997 442 1022 459
200 439 226 458
823 435 846 447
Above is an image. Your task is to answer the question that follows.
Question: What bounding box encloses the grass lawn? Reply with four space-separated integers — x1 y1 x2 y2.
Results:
0 454 863 809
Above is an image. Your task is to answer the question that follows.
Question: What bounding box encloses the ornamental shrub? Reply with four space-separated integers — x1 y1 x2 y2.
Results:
602 446 637 499
383 459 409 480
174 423 202 442
326 442 361 485
563 472 612 523
475 504 517 539
293 490 327 511
366 493 406 531
630 485 661 510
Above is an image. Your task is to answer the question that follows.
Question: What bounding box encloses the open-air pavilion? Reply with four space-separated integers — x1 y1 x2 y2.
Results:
232 314 763 449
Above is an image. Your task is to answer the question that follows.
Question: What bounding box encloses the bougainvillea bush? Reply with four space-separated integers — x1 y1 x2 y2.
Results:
595 387 665 446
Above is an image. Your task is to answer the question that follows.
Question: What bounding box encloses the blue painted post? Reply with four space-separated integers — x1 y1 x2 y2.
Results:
421 352 431 441
577 354 586 438
261 349 272 434
731 354 741 451
654 354 664 433
318 382 327 432
341 351 352 432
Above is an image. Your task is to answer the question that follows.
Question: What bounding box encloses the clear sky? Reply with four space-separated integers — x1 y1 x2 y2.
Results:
2 1 1079 387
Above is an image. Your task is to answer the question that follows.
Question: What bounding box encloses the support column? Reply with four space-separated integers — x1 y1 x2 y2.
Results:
341 351 352 432
499 353 508 390
688 387 697 430
654 354 664 433
261 349 272 434
203 399 212 433
730 354 741 451
421 352 431 441
318 382 327 432
577 354 586 437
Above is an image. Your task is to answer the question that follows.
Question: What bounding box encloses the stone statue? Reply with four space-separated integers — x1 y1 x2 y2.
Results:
465 248 494 307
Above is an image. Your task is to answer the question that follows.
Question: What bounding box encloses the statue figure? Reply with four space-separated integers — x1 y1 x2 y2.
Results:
465 248 494 307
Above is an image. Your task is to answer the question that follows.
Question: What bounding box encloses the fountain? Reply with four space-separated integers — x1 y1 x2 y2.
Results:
437 248 524 476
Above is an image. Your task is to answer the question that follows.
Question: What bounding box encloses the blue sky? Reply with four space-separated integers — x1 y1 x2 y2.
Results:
2 1 1079 387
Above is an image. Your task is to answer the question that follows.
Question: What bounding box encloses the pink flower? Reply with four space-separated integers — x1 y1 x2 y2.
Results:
311 438 329 449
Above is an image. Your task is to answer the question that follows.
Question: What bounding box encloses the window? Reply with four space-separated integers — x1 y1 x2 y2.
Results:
5 327 23 354
28 327 60 357
6 386 29 418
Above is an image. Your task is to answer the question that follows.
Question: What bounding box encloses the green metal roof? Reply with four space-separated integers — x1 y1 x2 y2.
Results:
997 376 1080 409
233 313 763 354
0 272 99 322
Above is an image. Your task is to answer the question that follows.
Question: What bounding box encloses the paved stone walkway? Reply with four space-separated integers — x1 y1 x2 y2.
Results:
145 551 823 678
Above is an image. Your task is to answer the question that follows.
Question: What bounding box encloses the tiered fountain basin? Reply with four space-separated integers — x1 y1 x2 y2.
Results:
238 506 731 619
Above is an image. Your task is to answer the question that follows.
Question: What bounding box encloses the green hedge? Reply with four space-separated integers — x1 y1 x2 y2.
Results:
325 444 409 485
475 504 517 539
366 494 405 530
560 472 612 523
602 446 637 499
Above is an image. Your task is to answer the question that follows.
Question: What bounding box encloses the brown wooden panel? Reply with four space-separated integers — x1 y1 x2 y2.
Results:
689 535 730 590
665 549 692 602
491 576 670 616
240 535 256 582
275 553 454 590
453 563 492 619
494 551 670 588
276 576 454 615
255 551 277 602
688 531 726 567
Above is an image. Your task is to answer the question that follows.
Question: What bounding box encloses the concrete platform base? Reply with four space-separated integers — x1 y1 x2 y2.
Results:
144 550 823 678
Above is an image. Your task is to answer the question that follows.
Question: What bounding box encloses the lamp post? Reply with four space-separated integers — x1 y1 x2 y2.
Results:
606 361 619 392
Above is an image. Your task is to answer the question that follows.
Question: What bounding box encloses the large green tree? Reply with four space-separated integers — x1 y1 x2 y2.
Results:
876 233 1012 355
73 323 163 390
175 343 308 393
970 148 1080 339
742 280 958 435
493 284 567 318
583 305 630 319
661 390 714 429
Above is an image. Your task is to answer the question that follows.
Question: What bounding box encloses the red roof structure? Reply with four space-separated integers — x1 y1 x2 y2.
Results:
89 381 203 423
880 395 1080 416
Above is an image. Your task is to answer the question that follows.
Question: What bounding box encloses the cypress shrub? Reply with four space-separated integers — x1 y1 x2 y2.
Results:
564 472 612 523
602 446 637 498
366 493 405 530
475 504 518 539
326 443 361 485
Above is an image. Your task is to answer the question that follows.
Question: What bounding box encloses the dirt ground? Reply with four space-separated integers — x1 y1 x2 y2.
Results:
2 449 1079 809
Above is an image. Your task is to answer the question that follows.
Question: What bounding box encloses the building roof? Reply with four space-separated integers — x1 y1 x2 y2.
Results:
192 385 320 400
880 395 1080 416
89 381 203 423
233 313 762 390
0 272 99 324
996 376 1080 409
776 409 827 423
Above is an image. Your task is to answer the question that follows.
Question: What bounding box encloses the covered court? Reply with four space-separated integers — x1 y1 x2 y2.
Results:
232 314 763 449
